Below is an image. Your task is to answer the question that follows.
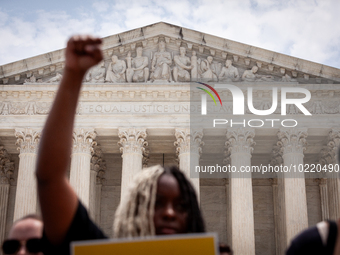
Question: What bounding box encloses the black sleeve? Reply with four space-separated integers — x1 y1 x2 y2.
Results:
41 200 108 255
286 226 326 255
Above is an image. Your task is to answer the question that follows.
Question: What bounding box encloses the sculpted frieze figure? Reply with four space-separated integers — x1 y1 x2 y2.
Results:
126 47 149 83
85 61 106 83
105 55 126 83
218 60 240 82
199 56 218 82
241 66 274 82
47 73 62 83
126 51 133 82
150 41 172 82
173 47 192 82
191 51 198 81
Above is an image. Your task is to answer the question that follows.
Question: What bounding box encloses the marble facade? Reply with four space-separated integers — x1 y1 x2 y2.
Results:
1 22 340 255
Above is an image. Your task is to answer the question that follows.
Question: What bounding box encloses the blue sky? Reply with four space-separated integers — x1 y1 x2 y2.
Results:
1 0 340 68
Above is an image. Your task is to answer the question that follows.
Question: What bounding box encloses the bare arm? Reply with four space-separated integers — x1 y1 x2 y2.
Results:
36 35 103 245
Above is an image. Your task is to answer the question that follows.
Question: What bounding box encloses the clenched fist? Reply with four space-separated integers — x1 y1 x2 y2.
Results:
65 35 103 74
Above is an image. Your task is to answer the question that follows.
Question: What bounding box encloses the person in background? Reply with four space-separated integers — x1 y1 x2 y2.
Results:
219 243 233 255
2 215 43 255
35 35 205 255
286 220 338 254
286 148 340 254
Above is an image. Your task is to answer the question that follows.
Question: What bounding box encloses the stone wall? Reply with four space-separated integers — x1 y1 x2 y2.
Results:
306 184 322 227
253 184 276 255
200 185 227 243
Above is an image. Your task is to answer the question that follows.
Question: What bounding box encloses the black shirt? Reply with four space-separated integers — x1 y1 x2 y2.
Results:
42 201 108 255
286 220 337 255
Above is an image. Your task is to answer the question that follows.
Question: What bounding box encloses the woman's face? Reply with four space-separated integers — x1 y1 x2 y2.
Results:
153 174 189 235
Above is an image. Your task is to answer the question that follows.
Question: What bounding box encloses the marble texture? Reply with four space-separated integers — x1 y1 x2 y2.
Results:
70 129 96 208
118 128 147 203
277 129 308 249
13 129 40 221
226 128 256 255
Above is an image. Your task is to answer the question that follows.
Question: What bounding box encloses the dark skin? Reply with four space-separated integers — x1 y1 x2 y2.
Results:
36 35 103 245
36 35 190 246
154 174 188 235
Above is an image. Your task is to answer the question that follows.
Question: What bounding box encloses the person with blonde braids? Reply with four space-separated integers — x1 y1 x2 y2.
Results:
114 165 205 238
35 35 205 255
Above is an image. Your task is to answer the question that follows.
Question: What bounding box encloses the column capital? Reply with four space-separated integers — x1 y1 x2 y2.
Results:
143 154 150 168
225 128 255 155
72 128 97 154
270 145 283 166
15 128 41 154
0 146 14 185
118 128 148 155
318 129 340 165
277 128 308 155
174 128 204 155
90 145 106 185
327 128 340 163
319 147 334 165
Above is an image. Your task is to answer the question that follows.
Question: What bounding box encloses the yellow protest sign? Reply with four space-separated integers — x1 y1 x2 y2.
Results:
72 233 217 255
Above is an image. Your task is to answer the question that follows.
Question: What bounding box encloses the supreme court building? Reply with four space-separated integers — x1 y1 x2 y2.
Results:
1 22 340 255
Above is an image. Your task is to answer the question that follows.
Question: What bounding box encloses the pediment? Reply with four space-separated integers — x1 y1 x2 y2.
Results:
1 22 340 85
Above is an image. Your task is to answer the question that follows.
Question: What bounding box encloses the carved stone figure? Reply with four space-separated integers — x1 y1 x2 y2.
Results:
150 41 172 82
241 66 274 82
85 61 106 83
173 47 192 82
191 51 198 81
126 51 134 82
0 102 10 115
25 75 36 83
126 47 149 83
25 102 37 115
199 56 218 82
105 55 126 83
218 60 240 82
47 73 62 83
282 74 297 82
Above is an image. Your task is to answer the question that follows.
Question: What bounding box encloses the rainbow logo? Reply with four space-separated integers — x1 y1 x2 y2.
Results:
196 82 222 106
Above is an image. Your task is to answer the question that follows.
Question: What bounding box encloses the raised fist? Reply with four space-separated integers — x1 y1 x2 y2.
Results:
65 35 103 73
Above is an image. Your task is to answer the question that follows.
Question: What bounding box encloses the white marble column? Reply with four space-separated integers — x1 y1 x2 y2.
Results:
89 168 97 219
13 129 40 222
318 178 329 221
89 144 106 223
70 128 96 209
118 128 147 203
0 146 14 253
277 128 308 247
270 146 284 255
225 128 256 255
95 175 105 224
174 128 204 201
325 129 340 220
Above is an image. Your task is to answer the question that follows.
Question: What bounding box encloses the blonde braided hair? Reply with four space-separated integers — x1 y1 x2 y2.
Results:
113 165 164 238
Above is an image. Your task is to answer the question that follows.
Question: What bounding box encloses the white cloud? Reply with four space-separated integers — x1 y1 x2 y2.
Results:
0 0 339 68
0 9 97 65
